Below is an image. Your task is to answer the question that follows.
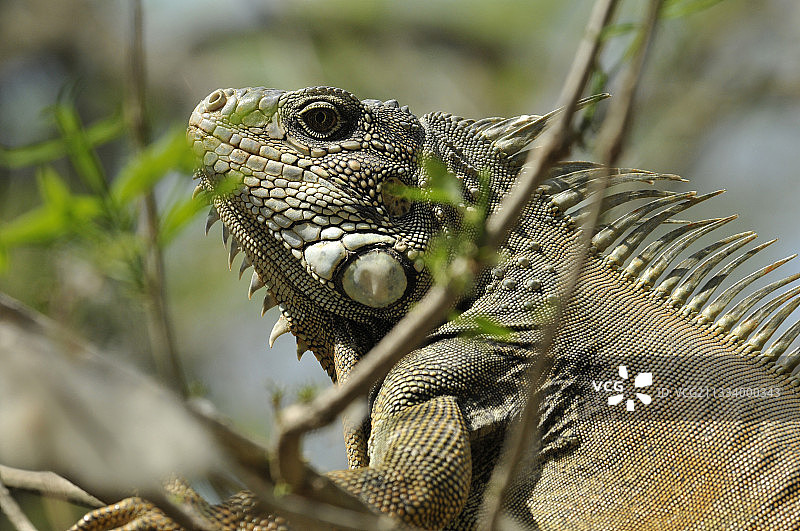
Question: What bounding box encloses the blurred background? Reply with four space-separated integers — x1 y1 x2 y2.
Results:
1 0 799 527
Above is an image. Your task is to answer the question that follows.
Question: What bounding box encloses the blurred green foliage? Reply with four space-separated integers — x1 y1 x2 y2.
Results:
0 100 200 292
0 114 124 169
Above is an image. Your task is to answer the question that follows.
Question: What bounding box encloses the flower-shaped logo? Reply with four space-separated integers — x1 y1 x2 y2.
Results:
608 365 652 411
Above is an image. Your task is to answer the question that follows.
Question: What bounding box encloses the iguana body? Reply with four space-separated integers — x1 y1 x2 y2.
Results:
73 86 800 530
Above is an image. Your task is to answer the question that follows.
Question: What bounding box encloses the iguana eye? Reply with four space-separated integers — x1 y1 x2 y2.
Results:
299 102 343 138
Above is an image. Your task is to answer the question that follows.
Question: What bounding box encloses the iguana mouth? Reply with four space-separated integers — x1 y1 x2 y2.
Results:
196 162 416 311
187 117 335 367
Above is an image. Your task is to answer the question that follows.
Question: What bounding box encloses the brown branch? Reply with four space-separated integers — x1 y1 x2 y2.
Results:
25 3 662 528
187 401 395 529
146 490 217 531
189 400 369 512
233 465 399 531
484 0 619 249
0 286 381 529
0 465 104 509
596 0 665 166
128 0 188 396
0 477 37 531
276 281 457 488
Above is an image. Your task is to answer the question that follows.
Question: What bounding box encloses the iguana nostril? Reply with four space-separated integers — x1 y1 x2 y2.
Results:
205 90 227 112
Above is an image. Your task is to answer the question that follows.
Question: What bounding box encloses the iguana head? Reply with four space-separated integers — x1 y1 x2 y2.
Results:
188 86 438 379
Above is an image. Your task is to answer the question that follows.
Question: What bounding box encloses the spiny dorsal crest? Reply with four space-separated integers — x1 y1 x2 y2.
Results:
472 94 609 165
541 163 800 384
397 90 800 380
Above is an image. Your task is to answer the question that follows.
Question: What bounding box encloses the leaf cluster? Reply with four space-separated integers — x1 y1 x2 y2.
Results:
0 100 200 292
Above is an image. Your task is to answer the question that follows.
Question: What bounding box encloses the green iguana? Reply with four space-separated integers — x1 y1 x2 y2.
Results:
72 86 800 530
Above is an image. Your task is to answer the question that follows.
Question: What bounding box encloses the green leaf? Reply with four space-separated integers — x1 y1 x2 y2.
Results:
0 167 104 251
425 233 456 282
158 195 207 245
600 22 637 40
0 197 100 248
471 315 513 339
210 173 246 197
0 206 65 247
112 127 193 205
423 155 463 206
384 155 465 207
295 384 320 404
663 0 727 18
36 166 72 212
53 102 108 196
382 179 453 204
448 313 513 340
0 114 125 169
87 231 145 286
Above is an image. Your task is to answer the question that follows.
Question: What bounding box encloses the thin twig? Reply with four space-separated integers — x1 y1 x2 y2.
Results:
596 0 665 166
0 465 104 509
479 1 621 527
234 465 399 531
188 399 376 515
484 0 619 249
147 490 217 531
0 477 37 531
128 0 188 396
188 400 394 529
480 1 665 527
276 283 456 488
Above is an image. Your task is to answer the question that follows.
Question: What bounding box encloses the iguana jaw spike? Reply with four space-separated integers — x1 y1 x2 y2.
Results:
238 255 252 279
269 315 291 348
261 293 277 316
222 224 230 246
205 208 220 234
206 193 338 372
192 184 204 200
296 338 309 361
228 238 240 269
248 271 265 299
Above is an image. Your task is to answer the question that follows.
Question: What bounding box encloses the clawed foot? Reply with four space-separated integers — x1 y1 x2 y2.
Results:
71 489 291 531
69 497 182 531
